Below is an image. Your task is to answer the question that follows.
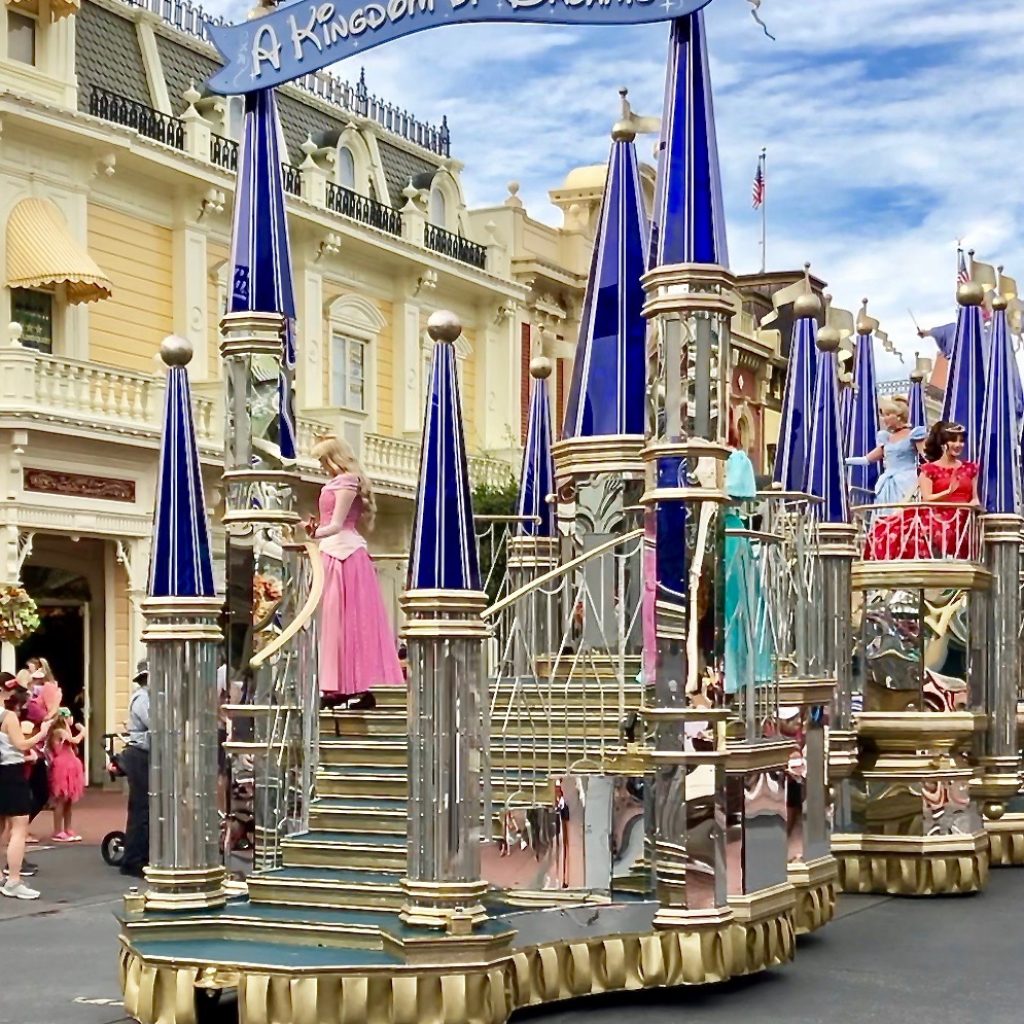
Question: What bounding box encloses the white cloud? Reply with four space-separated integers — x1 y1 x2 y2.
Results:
206 0 1024 378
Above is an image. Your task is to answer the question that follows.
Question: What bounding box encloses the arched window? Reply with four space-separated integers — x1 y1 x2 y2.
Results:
338 146 356 190
429 187 447 228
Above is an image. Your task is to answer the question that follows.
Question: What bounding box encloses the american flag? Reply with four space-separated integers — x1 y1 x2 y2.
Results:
752 158 765 209
957 248 969 285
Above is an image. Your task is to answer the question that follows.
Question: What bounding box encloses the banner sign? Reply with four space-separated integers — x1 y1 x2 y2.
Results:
207 0 712 94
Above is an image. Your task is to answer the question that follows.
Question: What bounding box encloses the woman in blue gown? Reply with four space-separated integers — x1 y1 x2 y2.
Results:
845 396 927 506
723 447 772 696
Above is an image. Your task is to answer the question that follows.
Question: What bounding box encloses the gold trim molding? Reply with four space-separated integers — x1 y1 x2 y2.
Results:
986 813 1024 867
787 856 839 935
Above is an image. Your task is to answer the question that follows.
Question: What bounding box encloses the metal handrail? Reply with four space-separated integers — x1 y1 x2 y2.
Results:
250 541 324 668
483 528 644 621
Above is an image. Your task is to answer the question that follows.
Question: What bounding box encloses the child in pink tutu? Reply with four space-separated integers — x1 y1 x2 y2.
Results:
306 436 404 709
48 709 85 842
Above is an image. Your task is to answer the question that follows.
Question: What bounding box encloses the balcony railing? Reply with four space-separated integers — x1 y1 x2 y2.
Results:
89 86 184 150
0 349 215 444
281 164 302 196
424 223 487 270
325 182 402 236
854 501 982 565
210 133 238 171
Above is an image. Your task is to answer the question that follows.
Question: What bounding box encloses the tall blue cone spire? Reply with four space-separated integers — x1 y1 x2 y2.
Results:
408 312 480 592
979 297 1022 515
908 367 927 431
228 89 297 461
941 284 987 462
773 270 819 490
845 301 881 504
806 314 849 524
517 357 556 537
562 110 648 441
149 337 215 599
649 12 728 269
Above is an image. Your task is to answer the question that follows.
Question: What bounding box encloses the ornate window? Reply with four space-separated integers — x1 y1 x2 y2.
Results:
330 333 366 412
429 187 447 228
338 146 356 190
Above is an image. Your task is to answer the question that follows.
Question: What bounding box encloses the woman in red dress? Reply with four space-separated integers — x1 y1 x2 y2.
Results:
866 422 980 561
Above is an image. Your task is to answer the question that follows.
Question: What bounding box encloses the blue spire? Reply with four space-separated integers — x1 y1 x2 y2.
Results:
228 88 297 461
562 127 648 441
773 312 818 491
806 330 849 524
517 360 556 537
649 12 728 269
149 339 215 599
940 291 987 462
839 384 854 456
408 314 480 592
979 301 1022 515
908 371 927 431
846 304 880 504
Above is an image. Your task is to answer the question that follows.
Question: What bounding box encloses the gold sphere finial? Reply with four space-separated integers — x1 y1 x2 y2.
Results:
957 281 985 307
793 262 821 320
855 297 878 336
992 293 1008 312
160 334 193 367
530 355 552 380
426 309 462 344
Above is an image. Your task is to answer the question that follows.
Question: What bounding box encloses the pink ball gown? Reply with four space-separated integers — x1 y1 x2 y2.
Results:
316 473 404 696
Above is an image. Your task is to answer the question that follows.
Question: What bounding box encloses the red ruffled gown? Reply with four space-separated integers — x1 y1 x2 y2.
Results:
866 461 978 561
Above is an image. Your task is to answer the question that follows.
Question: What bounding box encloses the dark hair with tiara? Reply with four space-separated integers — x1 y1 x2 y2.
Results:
923 420 965 463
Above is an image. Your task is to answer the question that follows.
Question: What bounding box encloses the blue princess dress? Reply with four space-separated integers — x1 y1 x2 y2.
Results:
874 427 927 507
723 450 773 695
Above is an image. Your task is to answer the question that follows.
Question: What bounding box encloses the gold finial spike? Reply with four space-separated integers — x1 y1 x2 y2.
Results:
817 293 841 351
793 262 821 320
856 297 879 336
612 86 637 143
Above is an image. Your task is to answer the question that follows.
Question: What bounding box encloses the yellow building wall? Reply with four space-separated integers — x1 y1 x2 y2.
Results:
207 241 229 380
374 299 393 436
87 204 173 371
460 328 477 448
112 560 131 728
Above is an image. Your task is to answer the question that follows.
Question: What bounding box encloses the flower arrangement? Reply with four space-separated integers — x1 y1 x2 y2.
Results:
0 584 40 644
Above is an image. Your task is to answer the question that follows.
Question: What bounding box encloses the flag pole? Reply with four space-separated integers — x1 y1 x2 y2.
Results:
759 147 767 274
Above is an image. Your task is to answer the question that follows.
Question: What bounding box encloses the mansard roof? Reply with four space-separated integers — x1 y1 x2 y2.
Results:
75 0 449 208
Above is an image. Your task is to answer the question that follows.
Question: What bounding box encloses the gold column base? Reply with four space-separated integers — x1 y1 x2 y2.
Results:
726 882 797 975
827 729 859 781
986 812 1024 866
142 866 227 912
833 832 989 896
787 855 839 935
118 906 781 1023
399 878 490 930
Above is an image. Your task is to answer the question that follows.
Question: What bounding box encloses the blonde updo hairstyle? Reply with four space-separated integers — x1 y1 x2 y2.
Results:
310 435 377 531
880 395 910 427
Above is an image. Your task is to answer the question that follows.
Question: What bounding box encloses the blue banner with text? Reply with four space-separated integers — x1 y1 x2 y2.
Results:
207 0 712 94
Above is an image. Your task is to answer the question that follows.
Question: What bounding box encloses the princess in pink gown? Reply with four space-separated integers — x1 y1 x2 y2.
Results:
308 437 404 709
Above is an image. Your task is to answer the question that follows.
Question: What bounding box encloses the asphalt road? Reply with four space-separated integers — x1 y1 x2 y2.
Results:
3 845 1022 1024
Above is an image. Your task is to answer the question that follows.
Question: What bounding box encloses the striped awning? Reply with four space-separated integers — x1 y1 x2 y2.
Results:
6 198 111 304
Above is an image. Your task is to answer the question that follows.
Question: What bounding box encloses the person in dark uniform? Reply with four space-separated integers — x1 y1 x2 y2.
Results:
119 661 150 878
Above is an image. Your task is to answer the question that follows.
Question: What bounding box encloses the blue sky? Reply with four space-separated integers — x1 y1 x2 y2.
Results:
207 0 1024 377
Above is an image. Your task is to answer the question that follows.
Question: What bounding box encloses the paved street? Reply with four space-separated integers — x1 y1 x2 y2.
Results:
4 805 1021 1024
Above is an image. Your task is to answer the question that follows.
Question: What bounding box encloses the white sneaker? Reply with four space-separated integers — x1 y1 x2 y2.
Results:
1 880 40 900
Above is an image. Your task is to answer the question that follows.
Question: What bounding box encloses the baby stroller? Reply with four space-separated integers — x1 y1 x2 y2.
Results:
101 732 128 867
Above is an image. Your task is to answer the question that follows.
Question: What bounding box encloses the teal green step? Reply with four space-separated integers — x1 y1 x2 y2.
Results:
282 830 406 870
247 865 404 910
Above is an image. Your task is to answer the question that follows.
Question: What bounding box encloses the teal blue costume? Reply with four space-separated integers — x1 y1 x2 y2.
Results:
723 450 773 694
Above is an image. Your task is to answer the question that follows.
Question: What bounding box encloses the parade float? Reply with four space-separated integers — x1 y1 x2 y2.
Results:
114 1 1024 1021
